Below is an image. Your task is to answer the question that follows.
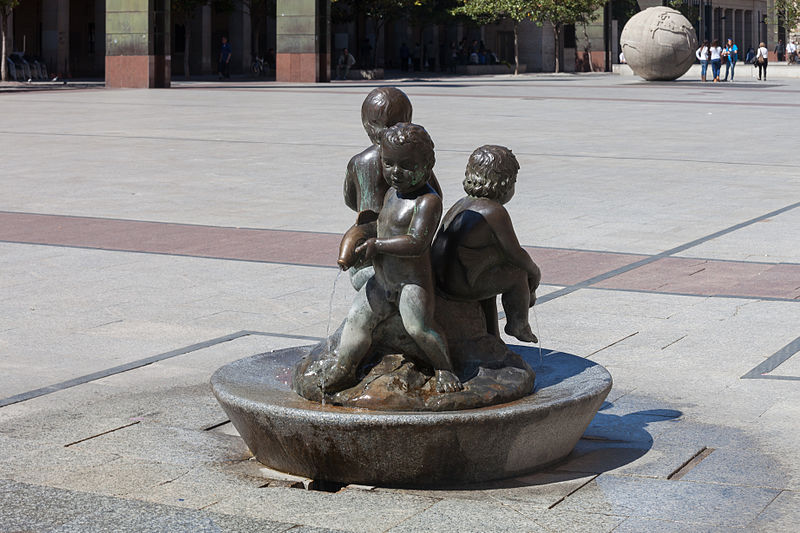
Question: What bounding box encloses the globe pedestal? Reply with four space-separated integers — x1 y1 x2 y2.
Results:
211 345 612 487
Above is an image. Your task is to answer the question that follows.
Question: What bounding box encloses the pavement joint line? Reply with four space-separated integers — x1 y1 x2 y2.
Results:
586 332 639 357
667 447 715 481
741 335 800 380
63 420 140 447
535 200 800 306
547 473 600 509
0 330 323 408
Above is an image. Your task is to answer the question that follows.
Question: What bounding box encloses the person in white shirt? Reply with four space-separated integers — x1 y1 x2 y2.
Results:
755 42 768 80
695 40 709 82
787 41 797 64
709 39 723 82
336 48 356 80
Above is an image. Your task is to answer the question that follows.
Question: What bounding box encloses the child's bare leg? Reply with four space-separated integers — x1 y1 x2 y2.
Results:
500 270 538 343
398 284 463 393
480 297 500 339
322 277 392 391
348 264 374 291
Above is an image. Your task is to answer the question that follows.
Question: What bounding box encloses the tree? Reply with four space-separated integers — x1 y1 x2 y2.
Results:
452 0 533 75
332 0 430 68
172 0 207 80
0 0 20 82
773 0 800 44
531 0 606 73
454 0 605 73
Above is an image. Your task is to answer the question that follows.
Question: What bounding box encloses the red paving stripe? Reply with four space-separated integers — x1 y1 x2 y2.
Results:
594 257 800 300
0 212 340 267
1 211 798 300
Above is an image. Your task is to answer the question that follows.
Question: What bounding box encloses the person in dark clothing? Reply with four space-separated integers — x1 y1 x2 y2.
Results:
218 36 232 80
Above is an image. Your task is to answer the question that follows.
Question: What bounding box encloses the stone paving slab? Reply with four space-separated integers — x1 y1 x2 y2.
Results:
556 474 780 527
1 75 800 531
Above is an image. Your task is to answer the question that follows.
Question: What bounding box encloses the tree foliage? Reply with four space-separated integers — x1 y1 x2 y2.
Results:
774 0 800 38
332 0 432 67
1 0 20 82
454 0 604 73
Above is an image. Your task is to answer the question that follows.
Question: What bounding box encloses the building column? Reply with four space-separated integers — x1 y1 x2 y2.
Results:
231 2 251 74
276 0 329 82
201 4 212 74
105 0 170 88
41 0 69 76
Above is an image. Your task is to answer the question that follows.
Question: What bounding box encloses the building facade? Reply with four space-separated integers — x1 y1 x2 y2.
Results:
3 0 776 83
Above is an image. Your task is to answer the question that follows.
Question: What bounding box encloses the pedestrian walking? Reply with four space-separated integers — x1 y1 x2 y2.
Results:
755 42 768 80
724 38 738 81
336 48 356 80
218 36 232 80
709 39 723 82
696 40 709 82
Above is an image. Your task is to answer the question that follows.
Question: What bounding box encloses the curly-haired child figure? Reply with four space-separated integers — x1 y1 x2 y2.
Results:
321 122 462 394
432 145 541 343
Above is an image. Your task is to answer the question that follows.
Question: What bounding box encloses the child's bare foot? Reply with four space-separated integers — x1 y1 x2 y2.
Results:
308 357 356 393
435 369 463 393
505 323 538 343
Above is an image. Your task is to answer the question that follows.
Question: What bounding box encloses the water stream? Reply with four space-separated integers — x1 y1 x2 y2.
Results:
532 306 544 366
320 269 343 405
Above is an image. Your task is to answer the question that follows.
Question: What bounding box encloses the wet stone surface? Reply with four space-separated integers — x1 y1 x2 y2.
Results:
292 296 536 411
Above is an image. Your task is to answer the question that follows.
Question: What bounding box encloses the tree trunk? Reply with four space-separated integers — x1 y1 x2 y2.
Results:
513 20 519 75
583 22 593 72
553 23 561 73
1 11 7 82
373 19 384 69
184 26 191 80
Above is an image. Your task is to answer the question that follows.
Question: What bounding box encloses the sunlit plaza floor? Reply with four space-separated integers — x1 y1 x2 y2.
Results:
1 72 799 531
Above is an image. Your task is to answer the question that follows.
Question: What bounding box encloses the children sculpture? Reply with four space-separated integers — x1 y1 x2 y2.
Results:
342 88 442 290
432 145 540 344
294 89 539 411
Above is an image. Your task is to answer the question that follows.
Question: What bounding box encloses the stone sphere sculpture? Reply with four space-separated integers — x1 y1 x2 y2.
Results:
621 6 697 81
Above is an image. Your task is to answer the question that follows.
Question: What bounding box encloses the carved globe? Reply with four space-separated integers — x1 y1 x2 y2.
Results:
621 7 698 81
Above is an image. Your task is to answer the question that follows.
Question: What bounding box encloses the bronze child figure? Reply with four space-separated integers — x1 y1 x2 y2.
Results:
432 145 541 343
344 87 411 214
321 122 463 394
342 88 442 289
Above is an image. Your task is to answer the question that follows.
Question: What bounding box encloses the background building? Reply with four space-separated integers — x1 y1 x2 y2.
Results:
2 0 776 83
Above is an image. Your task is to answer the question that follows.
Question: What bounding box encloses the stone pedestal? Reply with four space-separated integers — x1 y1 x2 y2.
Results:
212 346 612 487
276 0 329 82
105 0 170 88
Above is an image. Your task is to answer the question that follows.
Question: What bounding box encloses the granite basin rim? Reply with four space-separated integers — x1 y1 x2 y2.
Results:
211 346 612 486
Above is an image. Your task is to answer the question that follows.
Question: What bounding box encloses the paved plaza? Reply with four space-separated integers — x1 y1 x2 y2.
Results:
1 73 799 531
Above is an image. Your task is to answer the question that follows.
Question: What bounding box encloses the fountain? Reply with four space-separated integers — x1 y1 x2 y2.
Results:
211 89 611 487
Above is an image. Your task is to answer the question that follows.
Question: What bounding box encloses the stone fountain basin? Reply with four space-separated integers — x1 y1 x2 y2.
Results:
211 345 612 487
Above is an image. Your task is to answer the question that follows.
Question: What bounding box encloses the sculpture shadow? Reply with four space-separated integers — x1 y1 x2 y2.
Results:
420 346 683 491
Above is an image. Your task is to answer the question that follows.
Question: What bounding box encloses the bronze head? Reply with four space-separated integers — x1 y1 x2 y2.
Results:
361 88 413 146
380 122 435 193
463 145 519 204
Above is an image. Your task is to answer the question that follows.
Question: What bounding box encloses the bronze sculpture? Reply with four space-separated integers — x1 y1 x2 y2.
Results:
342 88 442 289
432 145 540 343
211 87 613 484
293 90 542 410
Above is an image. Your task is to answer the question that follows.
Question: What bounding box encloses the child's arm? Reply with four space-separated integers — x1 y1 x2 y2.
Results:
357 194 442 260
486 206 540 286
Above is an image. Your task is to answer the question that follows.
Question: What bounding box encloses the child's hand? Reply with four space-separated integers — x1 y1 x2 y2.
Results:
355 238 378 260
